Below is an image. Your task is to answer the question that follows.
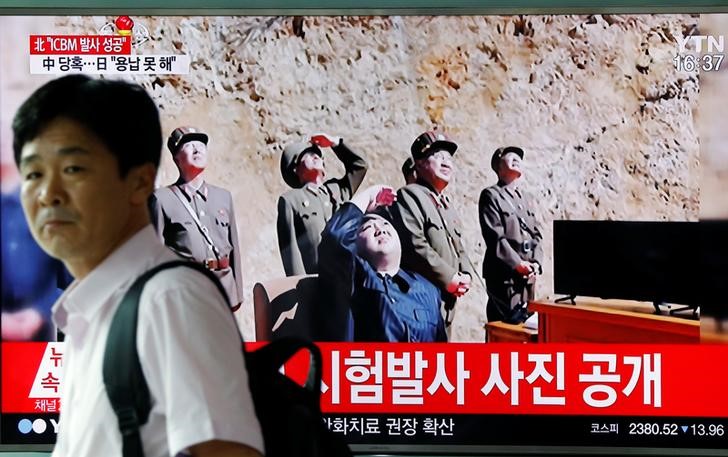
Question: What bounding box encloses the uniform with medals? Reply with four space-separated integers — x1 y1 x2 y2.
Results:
149 127 244 309
276 138 368 276
390 132 478 328
479 147 543 323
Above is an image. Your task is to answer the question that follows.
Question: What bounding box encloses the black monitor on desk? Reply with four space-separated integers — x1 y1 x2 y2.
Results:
553 220 700 313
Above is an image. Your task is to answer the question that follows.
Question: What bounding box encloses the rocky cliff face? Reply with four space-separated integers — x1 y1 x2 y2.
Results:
44 14 701 340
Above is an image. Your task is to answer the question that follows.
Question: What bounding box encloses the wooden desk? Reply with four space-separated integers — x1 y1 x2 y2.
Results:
701 318 728 343
485 321 538 343
530 300 700 343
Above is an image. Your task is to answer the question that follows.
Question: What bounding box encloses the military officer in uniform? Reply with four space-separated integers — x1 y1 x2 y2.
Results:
277 133 368 276
479 146 543 324
149 127 244 310
390 131 477 328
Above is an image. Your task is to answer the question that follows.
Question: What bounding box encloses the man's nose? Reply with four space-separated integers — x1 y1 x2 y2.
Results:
37 173 67 207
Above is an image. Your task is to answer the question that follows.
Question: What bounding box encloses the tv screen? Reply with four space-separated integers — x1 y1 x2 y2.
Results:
553 220 701 308
1 8 726 457
699 220 728 316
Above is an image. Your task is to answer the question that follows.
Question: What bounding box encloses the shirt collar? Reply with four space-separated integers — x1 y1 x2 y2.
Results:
498 179 521 196
305 183 328 197
176 180 208 202
415 181 450 209
52 225 166 330
377 270 413 293
415 179 441 195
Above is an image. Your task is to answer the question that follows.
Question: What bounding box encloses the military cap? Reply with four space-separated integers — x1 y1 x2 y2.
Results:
167 126 208 155
491 146 524 172
280 142 322 188
411 131 457 160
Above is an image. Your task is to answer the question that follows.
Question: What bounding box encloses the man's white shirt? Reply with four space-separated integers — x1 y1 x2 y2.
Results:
51 225 264 457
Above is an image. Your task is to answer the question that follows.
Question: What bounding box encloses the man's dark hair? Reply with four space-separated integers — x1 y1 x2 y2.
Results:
12 74 162 177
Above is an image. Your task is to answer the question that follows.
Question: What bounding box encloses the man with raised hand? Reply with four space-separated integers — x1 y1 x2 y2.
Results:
318 184 446 342
277 133 367 276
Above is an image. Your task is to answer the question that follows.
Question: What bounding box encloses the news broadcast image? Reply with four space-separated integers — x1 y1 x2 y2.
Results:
1 13 726 454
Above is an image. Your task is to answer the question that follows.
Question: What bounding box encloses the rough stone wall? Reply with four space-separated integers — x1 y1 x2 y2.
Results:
9 14 701 341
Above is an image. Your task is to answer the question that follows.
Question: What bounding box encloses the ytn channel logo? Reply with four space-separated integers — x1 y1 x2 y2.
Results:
17 418 59 435
676 34 725 53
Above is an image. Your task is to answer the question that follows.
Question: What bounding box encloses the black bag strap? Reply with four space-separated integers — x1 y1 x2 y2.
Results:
103 260 325 457
102 260 228 457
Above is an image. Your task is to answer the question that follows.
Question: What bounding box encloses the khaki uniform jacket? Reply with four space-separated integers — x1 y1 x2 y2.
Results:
391 182 477 295
149 182 244 306
478 182 543 278
276 142 368 276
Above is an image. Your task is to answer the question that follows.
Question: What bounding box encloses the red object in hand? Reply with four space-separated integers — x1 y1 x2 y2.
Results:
115 16 134 31
515 262 533 276
310 134 335 148
375 188 396 207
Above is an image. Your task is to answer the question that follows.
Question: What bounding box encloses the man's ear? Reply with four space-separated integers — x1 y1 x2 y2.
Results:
127 163 157 205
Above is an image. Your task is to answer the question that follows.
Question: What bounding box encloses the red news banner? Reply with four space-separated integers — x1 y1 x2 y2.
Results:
2 343 727 417
30 35 131 55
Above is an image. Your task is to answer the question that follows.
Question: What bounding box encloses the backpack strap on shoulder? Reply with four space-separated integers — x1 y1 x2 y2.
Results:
103 260 230 457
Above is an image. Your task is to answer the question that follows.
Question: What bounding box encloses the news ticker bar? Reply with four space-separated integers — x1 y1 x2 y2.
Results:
1 413 725 448
5 343 728 416
325 414 728 448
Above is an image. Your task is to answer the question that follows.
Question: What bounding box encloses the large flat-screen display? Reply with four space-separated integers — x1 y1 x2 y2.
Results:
1 9 727 456
553 220 700 308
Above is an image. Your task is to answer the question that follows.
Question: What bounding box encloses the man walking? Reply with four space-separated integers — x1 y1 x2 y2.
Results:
13 75 262 457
